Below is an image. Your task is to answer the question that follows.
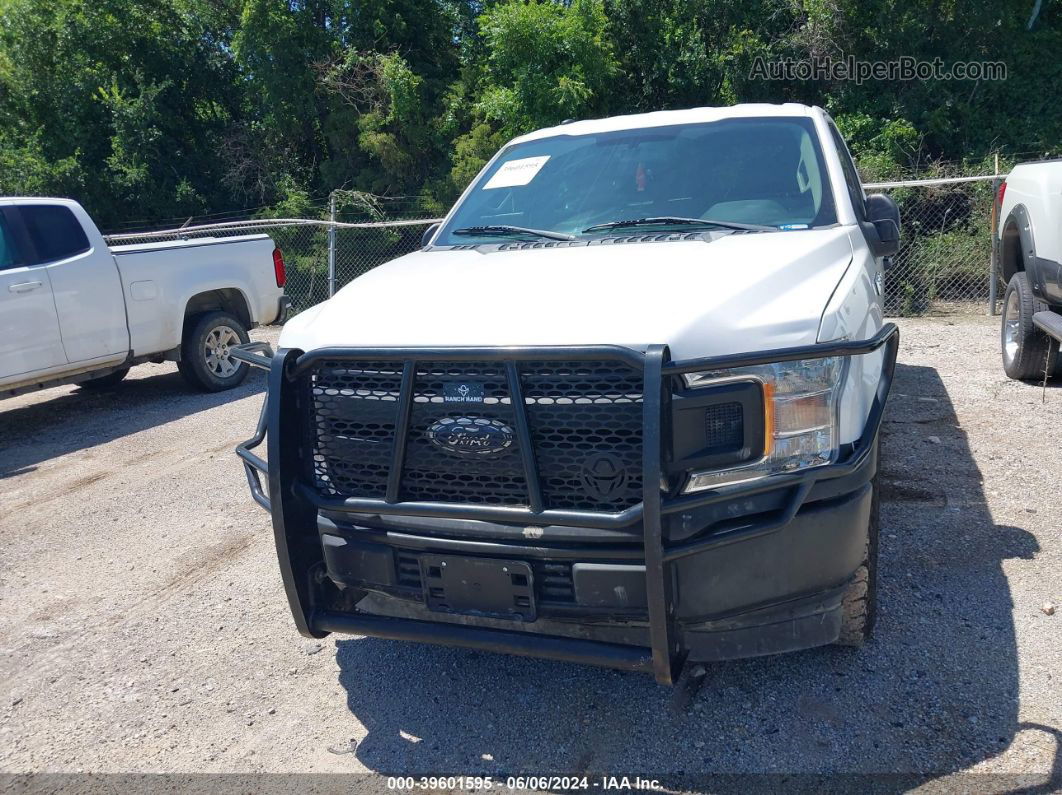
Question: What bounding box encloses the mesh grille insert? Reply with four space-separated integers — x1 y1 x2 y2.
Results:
304 357 644 512
521 361 644 511
401 361 526 505
307 360 405 497
704 401 744 454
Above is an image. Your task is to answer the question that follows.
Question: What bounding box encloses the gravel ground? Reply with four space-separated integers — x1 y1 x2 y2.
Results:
0 316 1060 788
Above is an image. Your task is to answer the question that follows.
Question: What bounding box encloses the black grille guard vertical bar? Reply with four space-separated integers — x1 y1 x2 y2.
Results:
641 344 679 684
505 361 544 512
385 361 416 503
235 397 271 511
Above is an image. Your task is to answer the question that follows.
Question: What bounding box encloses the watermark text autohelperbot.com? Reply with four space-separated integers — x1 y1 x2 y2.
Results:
750 55 1007 84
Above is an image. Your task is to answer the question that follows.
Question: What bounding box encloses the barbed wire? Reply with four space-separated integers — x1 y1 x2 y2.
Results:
865 174 1002 189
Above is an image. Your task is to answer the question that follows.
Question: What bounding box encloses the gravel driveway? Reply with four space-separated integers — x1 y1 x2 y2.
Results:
1 316 1059 788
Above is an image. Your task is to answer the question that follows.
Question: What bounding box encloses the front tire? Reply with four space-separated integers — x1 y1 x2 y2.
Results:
1002 272 1057 380
835 473 879 647
177 311 250 392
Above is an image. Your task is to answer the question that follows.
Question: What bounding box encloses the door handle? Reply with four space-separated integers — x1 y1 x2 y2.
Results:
8 281 43 293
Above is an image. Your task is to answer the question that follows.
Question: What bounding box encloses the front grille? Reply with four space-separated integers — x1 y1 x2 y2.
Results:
307 360 404 498
522 361 643 511
402 362 527 505
304 357 644 512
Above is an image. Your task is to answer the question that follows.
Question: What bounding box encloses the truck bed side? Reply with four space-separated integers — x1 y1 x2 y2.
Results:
110 234 280 357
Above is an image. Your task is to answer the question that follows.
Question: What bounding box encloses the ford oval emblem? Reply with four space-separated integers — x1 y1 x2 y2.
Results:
426 417 515 457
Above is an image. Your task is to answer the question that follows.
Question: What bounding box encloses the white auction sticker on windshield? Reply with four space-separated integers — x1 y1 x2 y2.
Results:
482 156 550 189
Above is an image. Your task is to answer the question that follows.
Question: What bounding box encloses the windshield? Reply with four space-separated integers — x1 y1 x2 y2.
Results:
436 116 837 245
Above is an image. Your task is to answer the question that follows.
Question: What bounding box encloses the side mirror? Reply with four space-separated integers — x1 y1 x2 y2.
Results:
421 222 440 249
862 193 900 258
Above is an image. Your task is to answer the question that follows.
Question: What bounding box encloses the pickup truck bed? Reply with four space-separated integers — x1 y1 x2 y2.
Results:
108 233 282 360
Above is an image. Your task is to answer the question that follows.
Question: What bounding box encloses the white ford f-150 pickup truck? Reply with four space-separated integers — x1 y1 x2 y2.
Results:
996 160 1062 380
0 198 289 398
234 103 901 685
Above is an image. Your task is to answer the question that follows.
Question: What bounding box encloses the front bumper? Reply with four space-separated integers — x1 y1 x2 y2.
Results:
232 327 898 684
274 296 292 325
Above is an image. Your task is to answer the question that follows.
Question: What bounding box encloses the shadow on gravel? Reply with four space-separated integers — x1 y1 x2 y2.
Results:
0 367 266 477
334 363 1054 787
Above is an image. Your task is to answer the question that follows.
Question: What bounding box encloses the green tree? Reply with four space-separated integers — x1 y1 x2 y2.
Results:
604 0 789 112
781 0 1062 164
443 0 617 193
476 0 618 136
234 0 460 204
2 0 1061 228
0 0 241 227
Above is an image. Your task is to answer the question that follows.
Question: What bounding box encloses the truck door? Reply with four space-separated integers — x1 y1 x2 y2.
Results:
0 208 68 381
14 203 129 363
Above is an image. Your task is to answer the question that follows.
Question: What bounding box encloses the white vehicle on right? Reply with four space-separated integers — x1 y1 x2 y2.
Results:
997 160 1062 379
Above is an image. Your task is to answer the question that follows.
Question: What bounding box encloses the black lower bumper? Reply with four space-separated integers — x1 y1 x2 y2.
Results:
313 469 872 665
233 326 898 684
273 296 292 325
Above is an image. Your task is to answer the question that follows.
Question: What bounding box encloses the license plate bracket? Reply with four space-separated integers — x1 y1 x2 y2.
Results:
419 555 536 621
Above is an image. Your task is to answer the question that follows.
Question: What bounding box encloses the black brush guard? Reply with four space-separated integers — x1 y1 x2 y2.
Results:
233 326 899 685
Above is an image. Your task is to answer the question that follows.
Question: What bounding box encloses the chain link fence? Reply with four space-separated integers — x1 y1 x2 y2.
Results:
106 216 440 314
869 175 999 316
104 174 1000 319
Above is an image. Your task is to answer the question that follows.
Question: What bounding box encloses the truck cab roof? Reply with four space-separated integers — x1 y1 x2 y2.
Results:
512 103 822 145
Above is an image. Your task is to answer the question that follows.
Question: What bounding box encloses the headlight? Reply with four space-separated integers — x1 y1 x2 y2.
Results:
682 357 846 492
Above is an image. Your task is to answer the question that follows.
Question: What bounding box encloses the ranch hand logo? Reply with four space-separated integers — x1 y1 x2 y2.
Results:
443 382 485 403
426 417 515 457
580 452 628 499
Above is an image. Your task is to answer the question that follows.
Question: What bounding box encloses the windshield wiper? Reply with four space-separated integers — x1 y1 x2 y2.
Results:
452 225 577 241
582 216 777 233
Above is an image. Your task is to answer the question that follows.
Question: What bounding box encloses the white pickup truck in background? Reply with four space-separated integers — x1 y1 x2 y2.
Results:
0 198 289 398
996 160 1062 380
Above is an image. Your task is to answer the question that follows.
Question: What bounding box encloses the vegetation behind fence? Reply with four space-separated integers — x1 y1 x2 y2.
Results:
878 175 998 316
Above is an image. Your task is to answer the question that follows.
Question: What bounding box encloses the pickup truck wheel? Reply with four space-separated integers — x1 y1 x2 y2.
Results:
1002 272 1057 380
835 474 879 647
178 311 250 392
79 367 130 390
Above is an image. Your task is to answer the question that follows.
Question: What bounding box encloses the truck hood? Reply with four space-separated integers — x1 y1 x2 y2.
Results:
280 228 855 360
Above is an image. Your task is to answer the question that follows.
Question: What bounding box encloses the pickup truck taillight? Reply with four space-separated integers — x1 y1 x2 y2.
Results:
997 181 1007 206
272 247 287 288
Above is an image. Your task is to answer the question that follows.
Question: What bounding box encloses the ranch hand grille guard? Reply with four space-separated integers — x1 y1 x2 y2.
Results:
233 326 898 686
